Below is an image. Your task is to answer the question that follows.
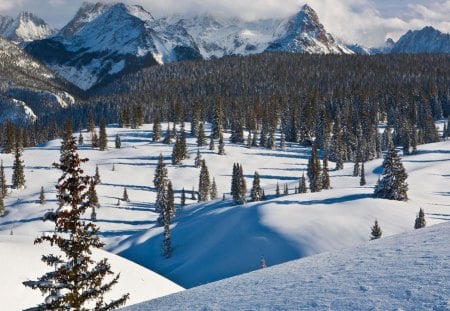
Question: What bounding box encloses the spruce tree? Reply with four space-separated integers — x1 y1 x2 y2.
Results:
197 122 206 147
153 116 162 142
194 149 202 168
307 145 322 193
218 132 225 155
123 187 129 202
23 136 128 310
115 134 121 149
322 157 330 190
353 162 360 177
250 171 263 201
275 182 280 197
154 154 168 214
39 186 46 205
179 125 188 160
99 118 108 151
414 208 426 229
78 131 84 145
210 178 218 200
88 180 100 208
298 173 307 193
374 149 408 201
181 188 186 207
12 140 25 189
360 162 366 186
283 183 289 195
0 190 4 217
370 220 382 240
209 134 215 151
212 103 223 139
236 164 247 204
91 130 99 148
94 165 101 184
167 181 175 217
162 124 171 144
198 160 211 202
172 136 182 165
0 160 7 197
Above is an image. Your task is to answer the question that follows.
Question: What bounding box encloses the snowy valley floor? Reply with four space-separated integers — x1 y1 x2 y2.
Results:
1 123 450 308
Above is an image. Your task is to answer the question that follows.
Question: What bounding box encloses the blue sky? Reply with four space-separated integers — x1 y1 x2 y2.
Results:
0 0 449 46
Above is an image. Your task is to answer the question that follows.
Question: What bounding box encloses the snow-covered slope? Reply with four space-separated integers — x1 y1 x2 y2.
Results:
0 36 75 122
0 12 55 42
26 2 201 90
124 221 450 310
391 26 450 54
0 235 183 310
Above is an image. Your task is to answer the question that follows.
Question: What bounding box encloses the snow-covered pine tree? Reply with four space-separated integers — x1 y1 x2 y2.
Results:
250 171 263 201
39 186 46 205
374 149 408 201
154 154 168 214
122 187 129 202
307 145 322 193
88 180 100 208
197 122 206 147
94 165 101 184
167 181 175 217
198 160 211 202
171 135 182 165
218 132 225 155
210 178 218 200
91 130 99 148
194 149 202 168
99 118 108 151
231 163 238 200
370 220 382 240
322 157 330 190
162 123 171 144
237 164 247 204
180 125 188 160
360 162 366 186
275 182 280 197
12 140 25 189
153 116 162 142
212 103 223 139
0 160 7 197
353 162 360 177
115 134 121 149
283 183 289 195
414 208 426 229
298 173 307 193
23 135 129 310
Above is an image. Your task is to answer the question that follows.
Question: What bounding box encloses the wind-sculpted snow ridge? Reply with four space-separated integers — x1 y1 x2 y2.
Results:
124 221 450 310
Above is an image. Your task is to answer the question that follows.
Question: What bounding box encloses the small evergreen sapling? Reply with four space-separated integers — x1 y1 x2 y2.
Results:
123 187 130 202
414 208 426 229
94 165 101 184
115 134 121 149
39 186 46 205
370 220 382 240
275 182 280 197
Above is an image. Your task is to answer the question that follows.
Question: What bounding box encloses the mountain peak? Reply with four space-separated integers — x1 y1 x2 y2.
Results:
0 11 54 42
391 26 450 54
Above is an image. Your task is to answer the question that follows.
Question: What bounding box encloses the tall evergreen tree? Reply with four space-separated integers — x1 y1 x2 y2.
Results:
353 162 360 177
167 181 175 217
370 220 382 240
275 182 280 197
180 187 186 207
414 208 426 229
12 140 25 189
197 122 206 147
23 136 128 310
162 123 171 144
91 130 99 148
298 173 307 193
209 134 215 151
78 131 84 146
210 178 218 200
115 134 121 149
94 165 101 184
153 116 162 142
283 183 289 195
198 160 211 202
322 157 330 190
307 145 322 193
360 162 366 186
218 132 225 155
154 154 168 214
374 149 408 201
122 187 129 202
99 118 108 151
194 149 202 168
236 164 247 204
39 186 46 205
171 136 182 165
212 103 223 139
250 171 263 201
179 124 188 160
0 160 7 197
0 189 4 216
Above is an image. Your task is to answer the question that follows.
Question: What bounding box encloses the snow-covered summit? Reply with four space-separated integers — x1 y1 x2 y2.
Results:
391 26 450 53
267 4 352 54
0 12 55 42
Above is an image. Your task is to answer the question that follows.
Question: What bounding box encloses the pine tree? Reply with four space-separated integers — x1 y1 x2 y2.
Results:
353 162 360 177
197 122 206 146
78 131 84 145
370 220 382 240
194 149 202 168
23 136 129 310
209 134 215 151
250 171 263 201
298 173 307 193
162 123 171 144
279 132 286 149
275 182 280 197
91 130 99 148
180 188 186 207
12 140 25 189
122 187 129 202
167 181 175 217
218 132 225 155
0 190 4 217
115 134 121 149
99 118 108 151
0 160 7 197
212 103 223 139
414 208 426 229
88 180 100 208
322 157 330 190
283 183 289 195
360 162 366 186
172 136 182 165
153 116 162 142
237 164 247 204
94 165 101 184
307 145 322 193
39 186 46 205
179 125 188 160
154 154 168 214
210 178 218 200
374 149 408 201
198 160 211 202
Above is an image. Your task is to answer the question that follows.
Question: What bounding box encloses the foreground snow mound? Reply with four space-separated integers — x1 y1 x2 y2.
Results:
123 222 450 310
0 235 183 310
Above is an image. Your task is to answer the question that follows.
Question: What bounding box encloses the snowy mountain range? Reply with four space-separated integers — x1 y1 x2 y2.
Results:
0 12 55 43
391 26 450 54
25 2 350 90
